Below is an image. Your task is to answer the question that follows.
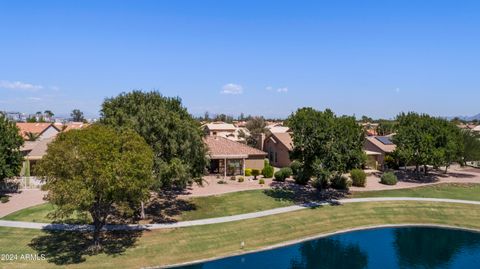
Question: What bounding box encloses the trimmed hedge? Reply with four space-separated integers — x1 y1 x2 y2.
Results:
290 161 302 176
245 169 252 177
331 174 352 190
262 164 274 178
380 172 398 185
350 169 367 187
251 169 261 179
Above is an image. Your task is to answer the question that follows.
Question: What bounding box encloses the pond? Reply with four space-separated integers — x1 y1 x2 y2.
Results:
174 227 480 269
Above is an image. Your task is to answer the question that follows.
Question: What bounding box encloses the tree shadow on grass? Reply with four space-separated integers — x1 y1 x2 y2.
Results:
29 229 143 265
144 190 197 224
264 181 347 205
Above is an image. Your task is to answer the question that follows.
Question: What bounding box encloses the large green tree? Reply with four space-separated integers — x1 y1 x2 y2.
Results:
71 109 86 122
100 91 207 189
286 108 365 184
0 114 24 183
393 112 463 174
37 125 153 249
245 116 268 147
460 130 480 164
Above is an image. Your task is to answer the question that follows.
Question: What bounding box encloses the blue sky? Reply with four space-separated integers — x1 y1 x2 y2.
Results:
1 0 479 119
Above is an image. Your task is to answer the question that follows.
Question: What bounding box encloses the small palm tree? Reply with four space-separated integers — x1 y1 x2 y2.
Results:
25 132 40 141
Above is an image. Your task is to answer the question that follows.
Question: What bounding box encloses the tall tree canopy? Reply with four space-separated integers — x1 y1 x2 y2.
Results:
460 130 480 165
0 114 24 183
245 116 268 148
100 91 207 189
393 112 463 174
71 109 86 122
38 125 153 248
286 108 365 183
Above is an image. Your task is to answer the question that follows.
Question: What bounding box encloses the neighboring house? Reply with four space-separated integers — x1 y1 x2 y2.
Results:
54 122 90 132
266 123 290 133
204 136 267 177
473 125 480 133
363 136 396 170
16 123 60 140
203 122 249 143
264 132 293 168
20 137 55 176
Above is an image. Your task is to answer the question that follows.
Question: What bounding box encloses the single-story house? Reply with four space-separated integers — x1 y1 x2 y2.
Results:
266 123 290 133
264 132 293 168
202 122 249 143
16 123 60 140
20 137 55 176
363 135 396 170
204 136 267 177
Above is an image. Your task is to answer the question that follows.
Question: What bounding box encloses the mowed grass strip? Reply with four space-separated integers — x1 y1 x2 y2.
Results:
2 183 480 223
351 183 480 201
1 201 480 269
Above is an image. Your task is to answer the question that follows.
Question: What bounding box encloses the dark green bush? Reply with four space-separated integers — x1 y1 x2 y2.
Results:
251 169 261 180
259 178 265 185
262 164 274 178
331 174 352 190
290 161 302 176
280 167 293 178
313 169 331 190
237 177 245 182
0 196 9 203
380 172 398 185
294 168 311 185
274 171 285 181
350 169 367 187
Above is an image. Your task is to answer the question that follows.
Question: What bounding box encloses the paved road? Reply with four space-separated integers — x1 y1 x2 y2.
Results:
1 197 479 231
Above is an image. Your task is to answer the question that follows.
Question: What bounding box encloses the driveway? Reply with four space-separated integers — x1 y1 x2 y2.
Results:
0 189 46 218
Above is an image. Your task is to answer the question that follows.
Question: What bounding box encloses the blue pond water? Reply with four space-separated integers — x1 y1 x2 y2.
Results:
175 227 480 269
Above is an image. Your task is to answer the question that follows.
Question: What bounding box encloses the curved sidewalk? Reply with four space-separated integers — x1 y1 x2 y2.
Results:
1 197 479 231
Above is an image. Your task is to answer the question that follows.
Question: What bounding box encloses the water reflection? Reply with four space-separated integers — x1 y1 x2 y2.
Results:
394 227 480 268
289 238 368 269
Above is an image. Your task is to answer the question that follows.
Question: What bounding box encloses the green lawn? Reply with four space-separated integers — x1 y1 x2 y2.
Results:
180 190 294 220
1 201 480 269
351 183 480 201
2 203 54 222
2 183 480 223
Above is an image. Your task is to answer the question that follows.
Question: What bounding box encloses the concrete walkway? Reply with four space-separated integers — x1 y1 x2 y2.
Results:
1 197 479 231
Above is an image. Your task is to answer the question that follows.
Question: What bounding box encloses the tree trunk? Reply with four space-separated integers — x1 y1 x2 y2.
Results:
424 165 428 175
140 201 145 219
92 217 103 251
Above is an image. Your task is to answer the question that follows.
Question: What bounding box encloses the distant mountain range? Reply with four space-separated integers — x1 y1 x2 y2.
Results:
447 113 480 121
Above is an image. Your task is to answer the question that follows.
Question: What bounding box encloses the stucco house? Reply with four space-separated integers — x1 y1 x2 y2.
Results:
204 136 267 177
16 123 60 140
203 122 249 143
264 132 293 168
363 136 396 170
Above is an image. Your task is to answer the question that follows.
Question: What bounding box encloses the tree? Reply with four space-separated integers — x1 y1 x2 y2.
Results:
393 112 463 175
100 91 208 189
460 130 480 165
245 116 268 148
286 108 365 184
204 111 210 121
360 115 373 123
376 120 397 136
44 110 54 117
25 132 40 141
37 125 153 249
71 109 86 122
0 115 24 184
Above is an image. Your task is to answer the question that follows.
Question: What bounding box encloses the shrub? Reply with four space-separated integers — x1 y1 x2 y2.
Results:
384 155 399 170
245 168 252 177
237 177 245 182
280 167 293 178
262 164 274 178
251 169 261 180
290 161 302 176
259 178 265 185
230 176 236 181
350 169 367 187
0 196 9 203
313 169 331 190
294 168 311 185
331 174 352 190
380 172 398 185
217 180 227 184
274 171 285 182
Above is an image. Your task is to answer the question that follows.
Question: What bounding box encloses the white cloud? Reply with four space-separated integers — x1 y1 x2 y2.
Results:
266 86 288 93
221 83 243 95
27 97 42 101
0 80 43 91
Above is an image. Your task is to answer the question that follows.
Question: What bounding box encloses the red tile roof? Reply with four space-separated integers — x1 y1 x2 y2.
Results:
16 123 58 139
204 136 267 159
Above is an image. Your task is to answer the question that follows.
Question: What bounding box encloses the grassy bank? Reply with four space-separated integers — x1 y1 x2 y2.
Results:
350 183 480 201
1 201 480 269
2 183 480 223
